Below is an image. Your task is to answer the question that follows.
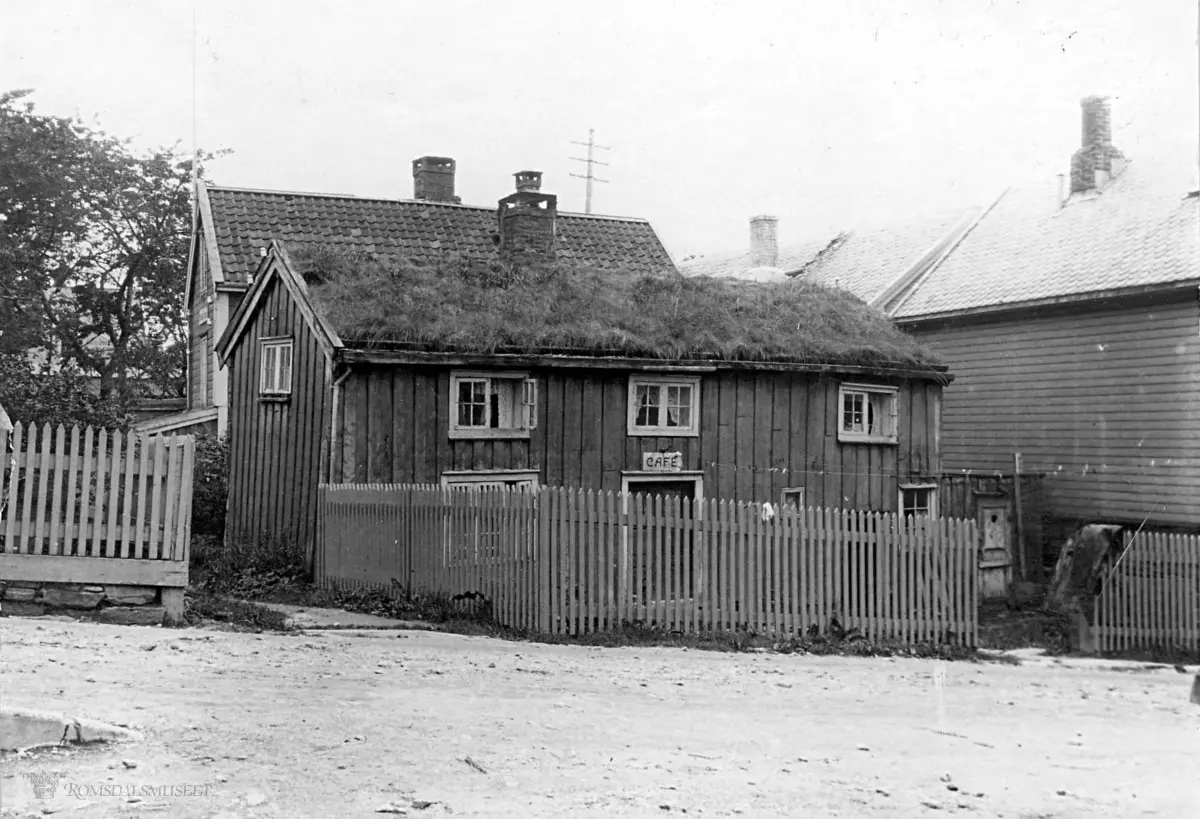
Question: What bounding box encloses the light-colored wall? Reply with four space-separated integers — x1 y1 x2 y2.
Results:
907 289 1200 526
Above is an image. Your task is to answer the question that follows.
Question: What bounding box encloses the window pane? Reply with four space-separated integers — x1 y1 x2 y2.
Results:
279 345 292 390
457 379 489 427
843 392 864 431
635 384 660 427
262 346 277 391
522 379 538 428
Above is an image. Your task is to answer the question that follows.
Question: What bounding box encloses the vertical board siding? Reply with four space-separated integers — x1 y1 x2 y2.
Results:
337 367 941 511
225 270 331 559
909 295 1200 525
317 483 978 646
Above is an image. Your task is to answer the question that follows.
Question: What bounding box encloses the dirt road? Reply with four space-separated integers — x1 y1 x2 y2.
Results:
2 617 1198 818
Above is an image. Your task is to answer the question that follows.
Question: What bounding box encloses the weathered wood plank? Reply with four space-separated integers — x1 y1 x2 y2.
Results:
0 553 187 586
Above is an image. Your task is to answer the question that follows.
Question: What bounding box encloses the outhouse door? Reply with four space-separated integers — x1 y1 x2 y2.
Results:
978 499 1013 600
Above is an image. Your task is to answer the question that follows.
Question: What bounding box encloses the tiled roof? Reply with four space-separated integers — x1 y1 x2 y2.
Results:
203 185 676 284
893 157 1200 319
679 208 978 304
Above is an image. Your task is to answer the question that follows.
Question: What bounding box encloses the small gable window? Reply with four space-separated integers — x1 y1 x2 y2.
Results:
450 372 537 439
260 339 293 397
628 375 700 436
838 383 898 444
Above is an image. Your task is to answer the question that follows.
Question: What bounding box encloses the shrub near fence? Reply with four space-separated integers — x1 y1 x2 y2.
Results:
0 423 195 623
319 483 980 646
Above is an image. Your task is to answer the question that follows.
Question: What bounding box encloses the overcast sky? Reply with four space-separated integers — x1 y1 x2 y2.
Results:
2 0 1197 260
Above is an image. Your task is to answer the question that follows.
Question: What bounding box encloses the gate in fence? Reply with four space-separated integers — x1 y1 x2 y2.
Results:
318 483 979 646
1092 530 1200 654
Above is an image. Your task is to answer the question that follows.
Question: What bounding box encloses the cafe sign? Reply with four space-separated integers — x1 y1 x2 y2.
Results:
641 451 683 473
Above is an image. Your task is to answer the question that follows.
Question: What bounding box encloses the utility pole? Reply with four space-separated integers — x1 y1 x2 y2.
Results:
570 129 610 214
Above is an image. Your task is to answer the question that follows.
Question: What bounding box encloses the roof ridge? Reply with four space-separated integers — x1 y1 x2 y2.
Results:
887 189 1010 318
203 183 650 223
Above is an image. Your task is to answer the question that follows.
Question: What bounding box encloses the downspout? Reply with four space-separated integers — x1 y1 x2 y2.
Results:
328 365 353 484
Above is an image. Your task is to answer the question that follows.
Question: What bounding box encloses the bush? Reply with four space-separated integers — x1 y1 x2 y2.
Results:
189 532 307 597
191 433 228 538
0 356 132 431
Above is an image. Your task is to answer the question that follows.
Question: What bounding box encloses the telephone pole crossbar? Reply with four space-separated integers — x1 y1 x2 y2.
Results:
570 129 610 214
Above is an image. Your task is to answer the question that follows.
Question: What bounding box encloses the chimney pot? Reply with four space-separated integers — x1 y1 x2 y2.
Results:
412 156 460 203
498 172 557 258
749 214 779 268
514 170 543 193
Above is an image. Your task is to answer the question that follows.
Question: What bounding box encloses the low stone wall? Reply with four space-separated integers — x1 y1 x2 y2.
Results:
0 580 167 625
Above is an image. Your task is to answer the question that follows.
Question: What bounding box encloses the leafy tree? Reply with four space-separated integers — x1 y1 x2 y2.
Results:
0 355 131 431
0 89 221 400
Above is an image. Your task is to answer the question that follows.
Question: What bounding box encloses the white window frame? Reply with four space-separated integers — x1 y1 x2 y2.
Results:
440 470 540 491
899 483 938 519
440 471 539 566
449 371 538 440
837 383 899 444
627 374 701 437
259 338 293 397
780 487 806 511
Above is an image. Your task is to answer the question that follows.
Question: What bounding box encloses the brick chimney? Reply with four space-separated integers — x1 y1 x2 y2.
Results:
750 214 779 268
412 156 461 203
1070 96 1125 194
498 171 557 258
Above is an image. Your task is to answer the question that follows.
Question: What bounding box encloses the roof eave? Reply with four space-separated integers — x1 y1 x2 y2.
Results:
895 279 1200 325
334 348 951 383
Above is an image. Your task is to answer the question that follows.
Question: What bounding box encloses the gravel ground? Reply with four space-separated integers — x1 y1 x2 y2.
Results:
2 616 1198 818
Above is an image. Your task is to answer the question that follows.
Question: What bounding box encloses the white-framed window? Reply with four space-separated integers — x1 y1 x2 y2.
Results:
627 375 700 437
780 487 806 511
838 383 898 444
900 483 938 519
440 470 540 491
449 371 538 439
260 338 293 396
440 471 539 566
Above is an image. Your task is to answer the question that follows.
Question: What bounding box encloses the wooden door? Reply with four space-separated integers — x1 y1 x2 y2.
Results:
978 500 1013 600
628 480 697 617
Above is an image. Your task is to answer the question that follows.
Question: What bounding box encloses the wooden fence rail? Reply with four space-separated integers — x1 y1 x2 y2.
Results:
0 422 194 621
319 483 979 646
1093 531 1200 654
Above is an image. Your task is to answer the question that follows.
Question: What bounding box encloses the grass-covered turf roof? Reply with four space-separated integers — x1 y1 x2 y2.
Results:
292 246 942 371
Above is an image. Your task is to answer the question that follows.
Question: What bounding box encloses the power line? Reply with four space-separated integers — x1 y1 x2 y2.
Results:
569 128 610 214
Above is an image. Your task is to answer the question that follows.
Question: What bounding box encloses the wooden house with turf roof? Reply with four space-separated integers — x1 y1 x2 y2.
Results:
214 169 951 563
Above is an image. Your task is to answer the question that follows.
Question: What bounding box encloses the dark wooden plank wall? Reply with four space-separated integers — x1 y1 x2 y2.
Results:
225 275 331 556
335 366 942 512
910 291 1200 526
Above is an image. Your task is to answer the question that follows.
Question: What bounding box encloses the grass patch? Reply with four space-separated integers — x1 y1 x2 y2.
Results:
183 593 291 632
186 550 1000 661
295 247 943 372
